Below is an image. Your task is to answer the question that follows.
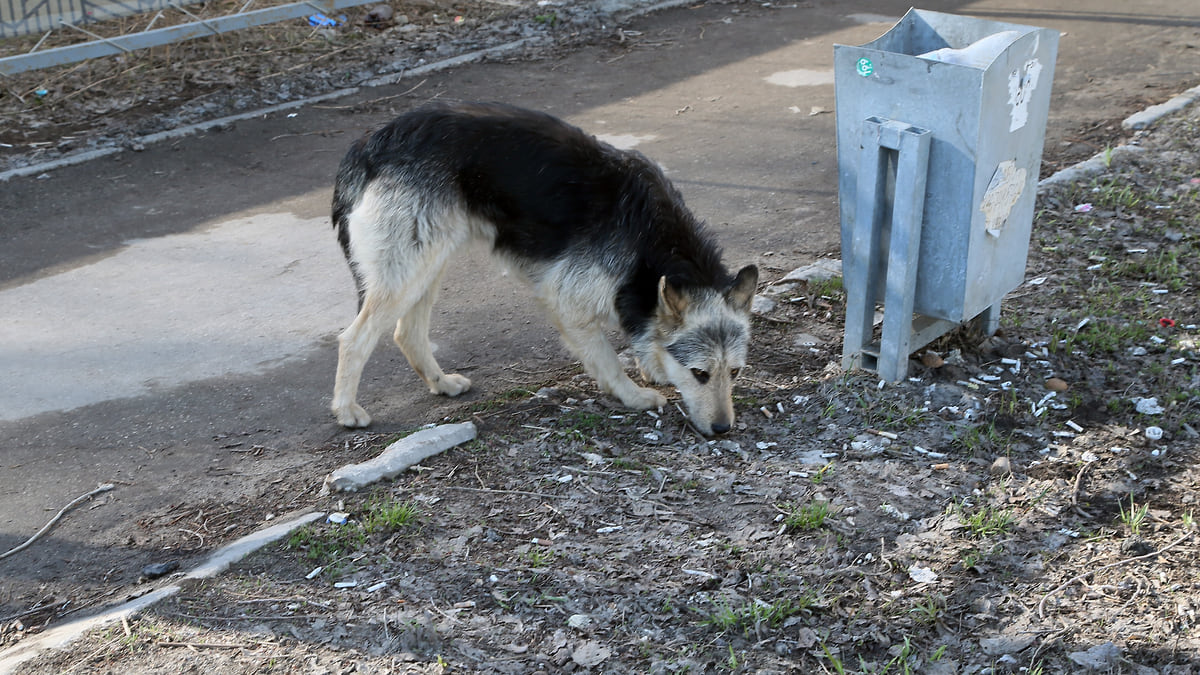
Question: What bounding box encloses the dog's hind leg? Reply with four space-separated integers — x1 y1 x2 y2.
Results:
556 322 667 411
332 293 404 428
392 266 471 397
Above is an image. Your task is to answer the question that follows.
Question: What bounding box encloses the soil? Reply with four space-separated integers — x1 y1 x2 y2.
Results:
0 0 618 173
3 1 1200 673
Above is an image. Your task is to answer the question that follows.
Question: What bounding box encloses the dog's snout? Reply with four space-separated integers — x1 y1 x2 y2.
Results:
710 422 731 435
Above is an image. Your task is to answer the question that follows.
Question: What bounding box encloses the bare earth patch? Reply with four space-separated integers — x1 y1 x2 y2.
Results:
6 96 1198 674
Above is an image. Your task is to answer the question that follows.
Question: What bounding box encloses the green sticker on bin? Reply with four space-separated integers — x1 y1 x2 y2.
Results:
856 58 874 77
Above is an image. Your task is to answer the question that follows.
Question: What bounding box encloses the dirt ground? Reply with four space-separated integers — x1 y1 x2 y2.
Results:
5 88 1198 675
3 1 1200 673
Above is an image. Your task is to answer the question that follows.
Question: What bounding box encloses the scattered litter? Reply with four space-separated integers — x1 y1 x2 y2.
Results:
34 88 49 97
756 441 777 450
327 512 350 524
907 565 938 584
1160 317 1177 327
1073 203 1093 213
682 568 718 581
880 503 910 521
1027 276 1047 285
567 613 592 629
308 13 340 26
334 580 357 588
1081 451 1099 463
596 525 623 534
1172 357 1186 365
1134 397 1165 415
1065 420 1084 433
306 566 324 580
1145 426 1164 441
367 581 388 592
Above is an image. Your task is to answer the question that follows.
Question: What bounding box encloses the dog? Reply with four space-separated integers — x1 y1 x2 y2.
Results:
330 102 758 436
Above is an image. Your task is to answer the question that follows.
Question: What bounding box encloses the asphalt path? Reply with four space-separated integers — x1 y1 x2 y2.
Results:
1 0 1198 619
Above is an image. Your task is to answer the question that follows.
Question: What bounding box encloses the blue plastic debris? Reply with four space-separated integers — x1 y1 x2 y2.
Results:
308 13 339 26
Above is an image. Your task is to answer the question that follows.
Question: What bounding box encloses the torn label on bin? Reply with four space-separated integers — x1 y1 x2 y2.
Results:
979 160 1027 237
1008 56 1044 132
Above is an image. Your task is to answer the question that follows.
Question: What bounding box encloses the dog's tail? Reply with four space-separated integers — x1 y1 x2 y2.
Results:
332 135 372 309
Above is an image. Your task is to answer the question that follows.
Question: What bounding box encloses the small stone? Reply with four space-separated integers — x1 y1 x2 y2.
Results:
139 561 179 579
1120 538 1155 557
990 456 1013 476
1068 642 1122 670
1045 377 1069 392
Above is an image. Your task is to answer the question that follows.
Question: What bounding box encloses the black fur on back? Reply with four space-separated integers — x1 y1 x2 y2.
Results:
332 101 736 335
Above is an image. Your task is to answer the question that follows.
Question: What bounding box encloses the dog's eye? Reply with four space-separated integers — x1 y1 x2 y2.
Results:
730 368 741 379
690 368 710 384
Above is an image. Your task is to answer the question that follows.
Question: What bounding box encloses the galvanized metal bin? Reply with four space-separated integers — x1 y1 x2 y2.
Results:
834 8 1058 380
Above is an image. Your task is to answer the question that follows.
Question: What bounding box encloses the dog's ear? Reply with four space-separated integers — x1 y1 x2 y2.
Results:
724 265 758 313
658 276 690 325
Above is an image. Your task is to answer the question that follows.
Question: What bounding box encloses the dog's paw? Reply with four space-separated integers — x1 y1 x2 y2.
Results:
334 402 372 428
622 386 667 411
432 373 472 397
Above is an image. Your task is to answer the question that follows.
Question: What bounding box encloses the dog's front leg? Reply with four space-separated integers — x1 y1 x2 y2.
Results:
557 324 666 410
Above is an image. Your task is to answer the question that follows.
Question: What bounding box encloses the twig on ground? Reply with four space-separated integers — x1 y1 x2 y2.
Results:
444 485 573 500
1038 529 1195 618
0 483 115 560
1070 461 1093 518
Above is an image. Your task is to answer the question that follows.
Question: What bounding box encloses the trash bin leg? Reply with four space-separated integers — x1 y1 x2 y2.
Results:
841 117 932 381
972 301 1001 336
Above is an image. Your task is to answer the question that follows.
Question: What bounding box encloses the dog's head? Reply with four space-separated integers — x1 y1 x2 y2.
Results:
648 265 758 436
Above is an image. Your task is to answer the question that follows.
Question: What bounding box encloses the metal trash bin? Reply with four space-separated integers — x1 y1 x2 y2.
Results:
834 8 1059 381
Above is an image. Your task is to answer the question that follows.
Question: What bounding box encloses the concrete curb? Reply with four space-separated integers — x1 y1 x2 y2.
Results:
325 422 478 492
1122 84 1200 131
0 510 324 675
1040 83 1200 189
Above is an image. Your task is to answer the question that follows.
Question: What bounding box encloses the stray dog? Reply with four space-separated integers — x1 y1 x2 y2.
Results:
330 102 758 435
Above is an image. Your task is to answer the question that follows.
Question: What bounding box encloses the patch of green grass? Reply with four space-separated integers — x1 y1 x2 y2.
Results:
958 502 1015 539
781 499 832 532
362 497 420 534
286 522 366 569
810 275 844 298
468 387 535 414
523 545 556 567
701 595 810 636
908 593 944 625
554 410 612 440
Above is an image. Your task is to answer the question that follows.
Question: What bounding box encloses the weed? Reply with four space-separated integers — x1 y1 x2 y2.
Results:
702 595 808 636
782 499 832 532
909 594 944 625
362 497 420 534
286 523 366 571
523 545 556 567
1118 494 1149 536
958 502 1015 538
